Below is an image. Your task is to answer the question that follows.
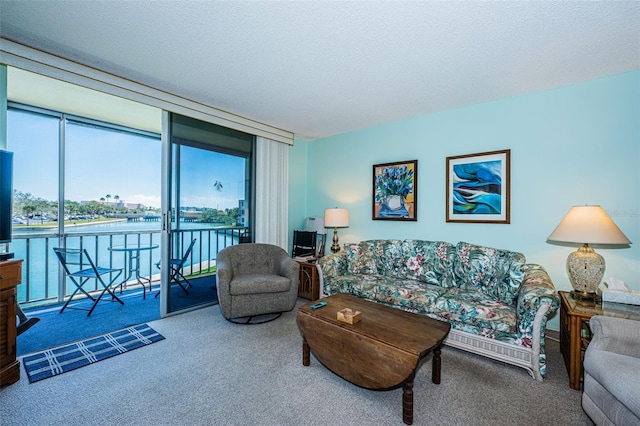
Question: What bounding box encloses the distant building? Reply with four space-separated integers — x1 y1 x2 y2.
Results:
125 203 144 210
183 210 200 222
238 200 248 226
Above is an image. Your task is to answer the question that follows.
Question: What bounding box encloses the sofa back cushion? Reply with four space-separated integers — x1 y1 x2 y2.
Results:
401 240 457 287
345 243 378 275
347 240 456 287
453 241 526 304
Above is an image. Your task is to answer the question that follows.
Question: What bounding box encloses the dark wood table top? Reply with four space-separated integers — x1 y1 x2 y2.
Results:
298 293 451 425
298 293 450 357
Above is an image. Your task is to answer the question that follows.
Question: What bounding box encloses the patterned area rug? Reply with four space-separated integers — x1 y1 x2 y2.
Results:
22 324 165 383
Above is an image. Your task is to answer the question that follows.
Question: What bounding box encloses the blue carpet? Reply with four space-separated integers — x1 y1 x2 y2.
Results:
18 275 217 356
22 323 165 383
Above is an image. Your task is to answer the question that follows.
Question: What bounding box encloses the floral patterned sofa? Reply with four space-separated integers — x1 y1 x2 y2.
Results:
316 239 559 381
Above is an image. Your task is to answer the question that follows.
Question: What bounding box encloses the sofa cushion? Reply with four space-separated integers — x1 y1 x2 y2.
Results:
370 280 448 315
229 274 292 295
366 239 405 278
453 241 526 304
345 243 378 275
401 240 457 287
432 288 518 333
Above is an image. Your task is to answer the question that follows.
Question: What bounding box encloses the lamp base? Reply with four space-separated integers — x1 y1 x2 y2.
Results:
330 227 340 253
567 243 605 297
570 290 601 303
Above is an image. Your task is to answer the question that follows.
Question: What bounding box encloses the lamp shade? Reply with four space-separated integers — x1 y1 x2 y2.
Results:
547 205 631 245
324 208 349 228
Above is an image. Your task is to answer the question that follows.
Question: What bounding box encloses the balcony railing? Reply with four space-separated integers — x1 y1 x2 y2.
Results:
12 226 249 307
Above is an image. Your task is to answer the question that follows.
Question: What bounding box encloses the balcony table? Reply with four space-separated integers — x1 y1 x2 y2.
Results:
109 244 159 299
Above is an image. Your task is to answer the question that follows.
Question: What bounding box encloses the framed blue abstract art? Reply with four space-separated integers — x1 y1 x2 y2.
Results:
446 150 510 223
372 160 417 221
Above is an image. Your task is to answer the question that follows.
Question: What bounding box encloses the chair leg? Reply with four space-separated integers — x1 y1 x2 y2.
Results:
176 271 193 290
171 268 190 294
60 277 96 314
86 273 125 317
225 312 282 324
153 276 190 297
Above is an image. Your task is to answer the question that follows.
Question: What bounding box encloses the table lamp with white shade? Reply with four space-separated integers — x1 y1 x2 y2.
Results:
547 205 631 300
324 208 349 253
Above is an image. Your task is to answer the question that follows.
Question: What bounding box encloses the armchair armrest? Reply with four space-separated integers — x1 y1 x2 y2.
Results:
277 254 300 282
589 316 640 358
215 257 233 296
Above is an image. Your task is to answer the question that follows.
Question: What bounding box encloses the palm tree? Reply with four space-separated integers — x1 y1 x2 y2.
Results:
105 194 111 205
100 197 105 203
213 181 223 211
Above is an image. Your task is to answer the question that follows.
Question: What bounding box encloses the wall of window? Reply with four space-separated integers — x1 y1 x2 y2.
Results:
7 103 161 304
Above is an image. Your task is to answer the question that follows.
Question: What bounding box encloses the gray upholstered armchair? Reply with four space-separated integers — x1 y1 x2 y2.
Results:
582 315 640 425
216 243 300 323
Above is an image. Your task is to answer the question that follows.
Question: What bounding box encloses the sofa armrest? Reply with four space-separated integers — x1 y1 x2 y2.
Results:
317 251 348 278
516 264 559 336
588 315 640 358
515 264 559 379
316 251 348 297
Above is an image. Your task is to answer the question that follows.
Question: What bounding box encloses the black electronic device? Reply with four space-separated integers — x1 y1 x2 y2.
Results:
0 150 15 260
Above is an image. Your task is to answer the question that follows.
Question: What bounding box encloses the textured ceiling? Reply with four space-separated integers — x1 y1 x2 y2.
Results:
1 1 639 140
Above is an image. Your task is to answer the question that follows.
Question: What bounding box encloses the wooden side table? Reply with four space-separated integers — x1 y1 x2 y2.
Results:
559 290 640 390
0 259 22 387
296 261 320 301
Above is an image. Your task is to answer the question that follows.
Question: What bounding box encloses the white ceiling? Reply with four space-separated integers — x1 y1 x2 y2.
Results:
1 1 639 140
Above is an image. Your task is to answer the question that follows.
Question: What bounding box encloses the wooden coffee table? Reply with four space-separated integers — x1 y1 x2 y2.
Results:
297 293 451 425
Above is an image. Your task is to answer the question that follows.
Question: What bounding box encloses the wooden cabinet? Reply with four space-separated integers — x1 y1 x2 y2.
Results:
559 291 640 390
297 261 320 301
0 259 22 387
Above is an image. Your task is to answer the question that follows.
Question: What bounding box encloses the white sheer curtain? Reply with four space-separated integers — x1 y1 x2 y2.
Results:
255 136 289 249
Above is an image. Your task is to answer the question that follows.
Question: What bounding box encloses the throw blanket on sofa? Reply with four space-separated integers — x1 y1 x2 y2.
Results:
317 239 559 381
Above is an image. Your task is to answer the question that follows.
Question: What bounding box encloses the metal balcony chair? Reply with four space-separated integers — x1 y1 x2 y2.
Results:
155 238 197 297
53 247 124 316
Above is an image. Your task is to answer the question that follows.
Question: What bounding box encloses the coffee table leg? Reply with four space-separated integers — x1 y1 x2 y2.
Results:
402 372 415 425
432 343 443 384
302 337 310 366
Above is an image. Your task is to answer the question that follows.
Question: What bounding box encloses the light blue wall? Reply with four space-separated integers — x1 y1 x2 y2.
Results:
289 70 640 330
288 137 310 235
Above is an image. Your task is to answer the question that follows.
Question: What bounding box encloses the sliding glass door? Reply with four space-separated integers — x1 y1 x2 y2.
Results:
161 113 254 315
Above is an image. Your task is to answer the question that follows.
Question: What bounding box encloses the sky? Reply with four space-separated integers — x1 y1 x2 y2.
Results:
7 109 247 210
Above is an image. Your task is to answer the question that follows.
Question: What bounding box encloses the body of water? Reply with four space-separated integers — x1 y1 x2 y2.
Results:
12 220 243 305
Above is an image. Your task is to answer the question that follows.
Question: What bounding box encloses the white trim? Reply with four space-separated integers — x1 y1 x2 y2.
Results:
0 38 294 145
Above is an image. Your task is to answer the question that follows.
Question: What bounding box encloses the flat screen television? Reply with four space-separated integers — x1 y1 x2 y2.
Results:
0 150 13 249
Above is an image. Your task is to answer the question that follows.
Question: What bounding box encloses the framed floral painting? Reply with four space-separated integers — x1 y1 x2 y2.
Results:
446 149 510 223
372 160 417 221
